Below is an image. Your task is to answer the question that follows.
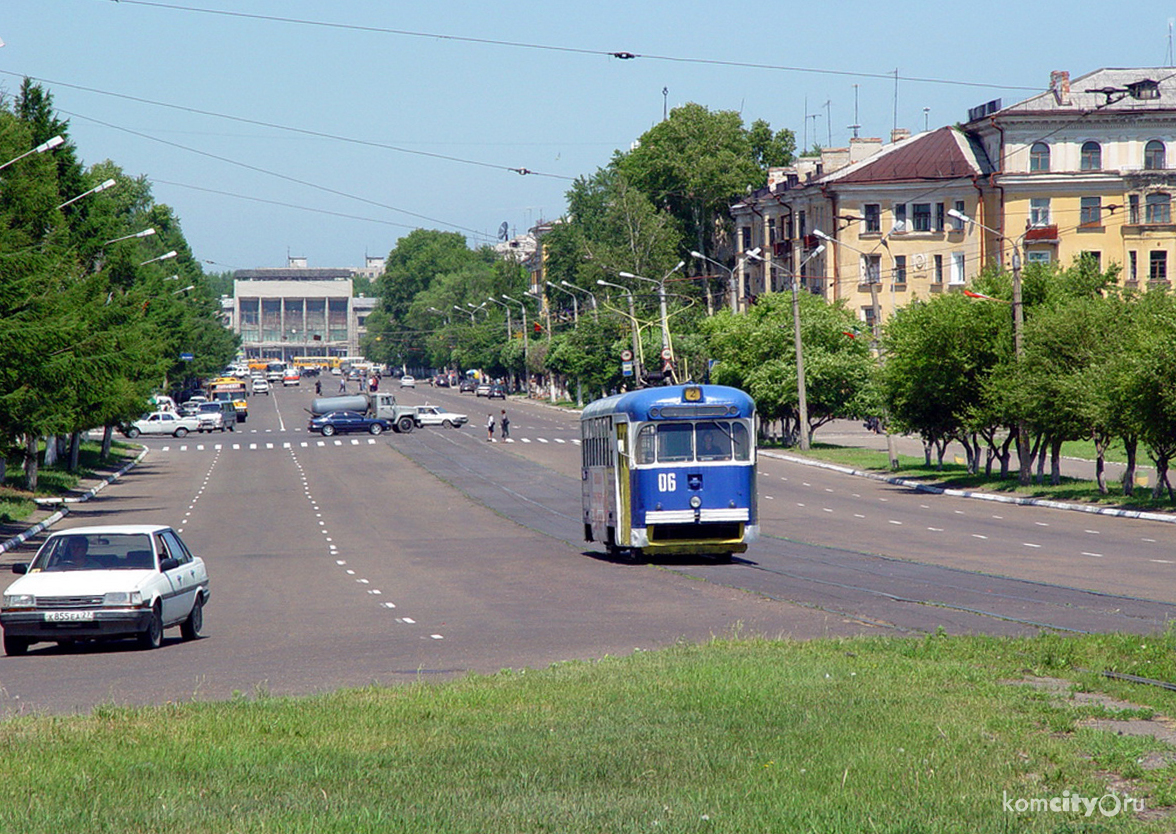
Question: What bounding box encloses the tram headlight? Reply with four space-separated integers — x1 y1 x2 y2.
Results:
689 495 702 509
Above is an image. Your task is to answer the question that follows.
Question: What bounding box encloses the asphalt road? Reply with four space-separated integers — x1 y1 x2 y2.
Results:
1 381 1174 715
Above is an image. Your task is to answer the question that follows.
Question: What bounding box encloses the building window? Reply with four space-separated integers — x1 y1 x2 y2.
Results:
1080 196 1102 228
933 254 944 283
1145 140 1166 170
861 254 881 284
1129 194 1141 224
739 226 752 250
935 203 946 231
1079 251 1101 270
950 252 966 285
1129 251 1138 282
1026 251 1052 264
893 204 907 233
1145 193 1171 224
1080 141 1102 171
1029 198 1051 227
1150 250 1168 281
912 203 932 232
1030 142 1050 172
798 210 807 239
951 200 966 231
767 218 777 244
863 204 881 234
893 255 907 284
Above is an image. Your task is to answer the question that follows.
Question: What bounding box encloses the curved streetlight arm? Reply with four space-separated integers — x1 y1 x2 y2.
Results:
139 249 177 267
104 228 156 246
560 281 598 309
56 177 116 211
0 134 64 173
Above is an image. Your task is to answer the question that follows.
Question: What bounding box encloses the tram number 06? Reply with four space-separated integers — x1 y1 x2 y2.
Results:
657 472 677 492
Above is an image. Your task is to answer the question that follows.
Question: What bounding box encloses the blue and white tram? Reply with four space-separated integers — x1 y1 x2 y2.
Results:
580 384 758 558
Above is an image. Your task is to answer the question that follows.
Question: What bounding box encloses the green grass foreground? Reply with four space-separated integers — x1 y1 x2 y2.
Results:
3 633 1176 833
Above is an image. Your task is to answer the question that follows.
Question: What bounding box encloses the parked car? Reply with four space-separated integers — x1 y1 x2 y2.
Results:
459 379 477 393
121 411 204 438
308 410 391 437
487 384 507 400
400 375 416 388
415 405 468 428
0 524 210 654
179 396 208 417
251 377 270 395
283 372 301 387
475 383 491 397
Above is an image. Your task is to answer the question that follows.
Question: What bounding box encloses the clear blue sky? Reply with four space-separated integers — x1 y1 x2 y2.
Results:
5 1 1176 272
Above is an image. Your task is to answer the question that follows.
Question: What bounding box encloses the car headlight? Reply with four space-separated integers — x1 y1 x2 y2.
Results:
689 496 702 509
103 591 144 607
3 594 35 609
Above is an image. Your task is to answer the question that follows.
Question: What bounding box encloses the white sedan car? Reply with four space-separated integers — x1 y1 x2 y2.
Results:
415 404 469 428
0 525 209 655
400 375 416 388
122 411 205 438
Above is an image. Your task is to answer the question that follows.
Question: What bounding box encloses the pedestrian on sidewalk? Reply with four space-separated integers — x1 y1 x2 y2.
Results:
500 409 510 440
486 412 495 441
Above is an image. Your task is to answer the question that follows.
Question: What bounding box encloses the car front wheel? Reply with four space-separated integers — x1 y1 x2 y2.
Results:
321 425 336 437
442 420 454 429
174 427 189 437
180 595 204 641
369 423 384 435
126 427 141 439
3 635 29 656
138 603 163 650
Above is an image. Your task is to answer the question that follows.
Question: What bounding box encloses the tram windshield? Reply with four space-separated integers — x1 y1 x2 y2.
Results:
635 420 751 465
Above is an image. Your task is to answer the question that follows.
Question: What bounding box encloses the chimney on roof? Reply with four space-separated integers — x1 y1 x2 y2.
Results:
1050 70 1071 106
890 128 910 144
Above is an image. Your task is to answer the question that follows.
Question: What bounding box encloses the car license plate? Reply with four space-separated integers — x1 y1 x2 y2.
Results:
44 610 95 622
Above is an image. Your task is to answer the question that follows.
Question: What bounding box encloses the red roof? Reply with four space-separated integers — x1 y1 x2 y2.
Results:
833 128 984 184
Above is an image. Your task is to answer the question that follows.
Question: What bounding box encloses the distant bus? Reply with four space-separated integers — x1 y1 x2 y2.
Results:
292 356 342 370
207 376 248 423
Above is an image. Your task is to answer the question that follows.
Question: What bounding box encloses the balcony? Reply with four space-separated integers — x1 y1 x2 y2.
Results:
1024 225 1058 243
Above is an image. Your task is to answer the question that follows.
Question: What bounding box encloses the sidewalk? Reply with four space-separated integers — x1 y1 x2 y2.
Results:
764 420 1176 525
0 447 145 556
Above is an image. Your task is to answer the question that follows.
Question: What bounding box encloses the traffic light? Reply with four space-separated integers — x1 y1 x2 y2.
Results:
533 322 542 333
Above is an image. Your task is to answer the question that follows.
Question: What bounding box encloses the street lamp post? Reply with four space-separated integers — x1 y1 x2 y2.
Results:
597 279 642 385
690 249 760 314
948 207 1030 486
620 260 684 382
502 294 530 391
56 177 116 211
486 296 513 340
546 281 579 326
0 134 63 173
454 305 477 323
526 289 557 403
812 228 899 469
103 228 156 246
139 249 178 267
747 245 825 451
426 306 451 325
560 281 599 322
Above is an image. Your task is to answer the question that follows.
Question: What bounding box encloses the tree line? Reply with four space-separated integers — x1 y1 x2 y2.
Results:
0 81 237 488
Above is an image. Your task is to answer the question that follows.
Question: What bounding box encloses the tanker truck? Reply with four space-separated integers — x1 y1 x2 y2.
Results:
308 392 419 433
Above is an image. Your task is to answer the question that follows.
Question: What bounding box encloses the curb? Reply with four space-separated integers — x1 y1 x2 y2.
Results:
0 447 148 556
759 450 1176 525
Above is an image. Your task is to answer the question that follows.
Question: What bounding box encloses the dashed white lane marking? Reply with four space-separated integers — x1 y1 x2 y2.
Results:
521 438 531 443
1085 530 1100 535
854 514 865 519
1082 552 1103 558
1150 559 1174 564
888 520 902 525
1023 543 1042 548
764 495 774 500
538 438 549 444
822 508 833 513
555 438 566 444
1034 521 1049 527
1143 537 1157 543
972 534 988 539
927 527 944 532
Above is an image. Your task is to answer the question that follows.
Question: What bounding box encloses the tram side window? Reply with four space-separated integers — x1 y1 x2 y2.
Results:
636 425 657 464
657 423 694 462
696 422 732 461
732 421 751 461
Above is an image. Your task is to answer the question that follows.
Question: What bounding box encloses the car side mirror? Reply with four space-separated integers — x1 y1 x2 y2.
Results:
12 563 27 575
160 557 180 572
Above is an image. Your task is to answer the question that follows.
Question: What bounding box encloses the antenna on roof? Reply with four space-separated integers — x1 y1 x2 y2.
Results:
498 221 509 242
1169 18 1174 66
847 84 860 140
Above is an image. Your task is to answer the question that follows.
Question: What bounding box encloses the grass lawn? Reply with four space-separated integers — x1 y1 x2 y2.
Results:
2 633 1175 832
0 440 135 523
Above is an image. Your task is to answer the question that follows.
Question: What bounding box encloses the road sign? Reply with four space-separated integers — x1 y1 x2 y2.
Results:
621 361 633 377
620 349 633 361
660 348 673 360
180 352 194 361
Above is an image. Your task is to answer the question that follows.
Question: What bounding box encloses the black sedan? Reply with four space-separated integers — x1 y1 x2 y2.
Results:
308 410 391 437
487 385 507 399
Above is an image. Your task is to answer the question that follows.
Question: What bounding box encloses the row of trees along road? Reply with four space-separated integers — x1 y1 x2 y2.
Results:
0 80 237 489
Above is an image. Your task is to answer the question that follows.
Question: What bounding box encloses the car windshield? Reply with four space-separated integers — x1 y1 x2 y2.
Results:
33 533 155 571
